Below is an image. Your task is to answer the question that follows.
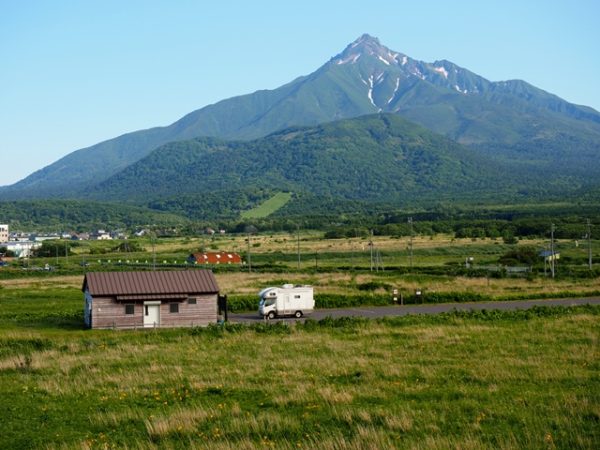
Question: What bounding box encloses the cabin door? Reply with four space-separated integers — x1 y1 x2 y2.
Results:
144 303 160 327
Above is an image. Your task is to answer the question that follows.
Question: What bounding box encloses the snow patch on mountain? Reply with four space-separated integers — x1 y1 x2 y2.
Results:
377 55 390 65
336 53 361 65
387 77 400 104
434 66 448 78
367 76 375 105
367 75 377 108
411 67 425 80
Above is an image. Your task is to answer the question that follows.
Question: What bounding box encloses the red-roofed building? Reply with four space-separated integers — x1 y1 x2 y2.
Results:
187 251 242 265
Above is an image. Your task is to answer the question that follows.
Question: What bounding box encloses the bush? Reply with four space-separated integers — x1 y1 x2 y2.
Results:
406 291 489 304
498 246 538 265
33 241 75 257
227 295 257 312
357 281 392 291
0 246 15 257
111 241 144 252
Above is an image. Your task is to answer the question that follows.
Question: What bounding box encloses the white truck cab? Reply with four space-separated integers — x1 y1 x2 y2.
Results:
258 284 314 319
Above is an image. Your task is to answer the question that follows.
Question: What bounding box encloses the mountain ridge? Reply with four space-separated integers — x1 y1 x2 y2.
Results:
1 33 599 199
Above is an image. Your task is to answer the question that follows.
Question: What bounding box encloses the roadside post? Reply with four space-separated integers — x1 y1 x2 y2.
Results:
415 289 423 304
218 294 228 322
393 288 398 304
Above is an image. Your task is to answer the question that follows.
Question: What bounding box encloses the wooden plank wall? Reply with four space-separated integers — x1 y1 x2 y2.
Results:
160 294 218 328
90 294 218 329
92 297 143 329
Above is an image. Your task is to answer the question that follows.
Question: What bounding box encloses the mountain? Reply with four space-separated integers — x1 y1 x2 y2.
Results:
84 114 564 216
2 33 599 199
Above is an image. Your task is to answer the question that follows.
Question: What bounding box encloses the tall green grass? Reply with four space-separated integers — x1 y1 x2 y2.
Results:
0 300 598 449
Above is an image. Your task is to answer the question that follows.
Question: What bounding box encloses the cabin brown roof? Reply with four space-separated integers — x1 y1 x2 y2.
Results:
82 270 219 297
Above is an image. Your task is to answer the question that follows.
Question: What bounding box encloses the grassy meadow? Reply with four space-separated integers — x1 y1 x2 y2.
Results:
2 233 599 304
241 193 293 219
1 231 599 448
0 288 598 449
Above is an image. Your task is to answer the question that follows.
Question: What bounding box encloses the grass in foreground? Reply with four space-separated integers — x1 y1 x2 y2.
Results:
0 292 598 449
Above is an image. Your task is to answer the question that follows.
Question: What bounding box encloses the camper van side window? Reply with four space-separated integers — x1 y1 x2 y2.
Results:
294 295 301 299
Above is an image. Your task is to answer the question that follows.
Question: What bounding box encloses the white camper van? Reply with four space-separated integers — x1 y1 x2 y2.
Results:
258 284 314 319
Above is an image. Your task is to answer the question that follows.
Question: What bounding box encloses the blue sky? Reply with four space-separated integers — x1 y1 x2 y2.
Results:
1 0 599 186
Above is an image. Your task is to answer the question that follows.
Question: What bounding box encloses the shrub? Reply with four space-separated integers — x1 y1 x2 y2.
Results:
227 295 257 312
498 246 538 265
357 281 392 291
111 241 144 252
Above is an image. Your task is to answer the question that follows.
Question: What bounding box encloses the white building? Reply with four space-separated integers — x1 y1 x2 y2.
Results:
91 230 112 240
0 224 8 243
2 241 41 258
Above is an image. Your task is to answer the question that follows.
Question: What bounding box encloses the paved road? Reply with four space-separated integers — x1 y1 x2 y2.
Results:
228 297 600 323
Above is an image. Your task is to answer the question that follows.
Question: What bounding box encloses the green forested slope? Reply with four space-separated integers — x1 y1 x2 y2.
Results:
2 35 598 199
87 114 566 209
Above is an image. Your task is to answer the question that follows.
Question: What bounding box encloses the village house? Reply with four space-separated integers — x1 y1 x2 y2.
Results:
71 232 90 241
187 251 242 265
82 270 220 329
0 224 8 243
90 230 112 240
31 233 60 242
539 250 560 262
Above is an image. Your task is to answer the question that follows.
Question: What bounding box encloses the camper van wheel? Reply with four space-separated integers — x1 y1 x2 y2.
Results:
294 311 303 318
267 311 276 320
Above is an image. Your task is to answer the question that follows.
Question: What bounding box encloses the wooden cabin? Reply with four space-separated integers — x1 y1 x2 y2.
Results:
82 270 219 329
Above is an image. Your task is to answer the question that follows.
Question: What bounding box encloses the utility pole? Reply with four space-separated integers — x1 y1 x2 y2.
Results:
408 217 414 269
550 223 555 279
588 219 593 270
247 231 252 273
297 224 300 270
375 248 383 271
369 230 374 272
152 236 156 271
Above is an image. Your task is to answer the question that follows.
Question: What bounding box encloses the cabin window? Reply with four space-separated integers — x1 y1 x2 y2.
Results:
294 295 301 299
169 303 179 313
125 304 135 315
188 298 197 305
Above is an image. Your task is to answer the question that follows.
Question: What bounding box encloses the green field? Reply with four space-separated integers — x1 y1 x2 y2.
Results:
1 230 599 448
2 233 599 304
241 192 292 219
0 287 598 449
